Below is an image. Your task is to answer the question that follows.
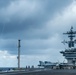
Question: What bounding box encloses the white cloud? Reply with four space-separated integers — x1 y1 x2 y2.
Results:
0 50 17 67
46 0 76 34
22 33 63 51
0 50 66 67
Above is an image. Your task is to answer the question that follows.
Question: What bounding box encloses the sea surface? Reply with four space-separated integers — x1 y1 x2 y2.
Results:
0 67 18 71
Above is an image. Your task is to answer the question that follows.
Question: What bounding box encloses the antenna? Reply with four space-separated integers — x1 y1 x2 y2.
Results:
63 27 76 48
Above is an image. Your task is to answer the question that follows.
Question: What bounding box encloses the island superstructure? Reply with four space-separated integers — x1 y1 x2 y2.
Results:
38 26 76 69
60 26 76 66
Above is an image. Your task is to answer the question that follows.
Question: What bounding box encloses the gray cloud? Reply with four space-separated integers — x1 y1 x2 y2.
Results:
0 0 72 34
0 0 73 56
0 0 14 8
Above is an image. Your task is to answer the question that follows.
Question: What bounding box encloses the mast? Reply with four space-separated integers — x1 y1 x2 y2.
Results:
18 39 21 69
62 26 76 48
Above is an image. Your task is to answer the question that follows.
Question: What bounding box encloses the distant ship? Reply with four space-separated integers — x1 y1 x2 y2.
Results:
38 26 76 69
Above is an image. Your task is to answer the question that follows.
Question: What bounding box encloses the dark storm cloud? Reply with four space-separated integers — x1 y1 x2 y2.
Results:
0 0 72 35
0 0 73 55
0 39 17 54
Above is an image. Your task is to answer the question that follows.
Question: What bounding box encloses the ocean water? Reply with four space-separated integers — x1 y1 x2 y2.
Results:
0 67 17 71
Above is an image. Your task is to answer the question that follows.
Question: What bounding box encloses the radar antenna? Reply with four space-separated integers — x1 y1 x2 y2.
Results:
63 26 76 48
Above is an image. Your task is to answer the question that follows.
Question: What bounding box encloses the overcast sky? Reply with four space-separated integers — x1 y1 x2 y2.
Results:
0 0 76 67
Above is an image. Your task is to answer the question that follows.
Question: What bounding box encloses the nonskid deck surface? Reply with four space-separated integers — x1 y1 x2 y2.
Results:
0 69 76 75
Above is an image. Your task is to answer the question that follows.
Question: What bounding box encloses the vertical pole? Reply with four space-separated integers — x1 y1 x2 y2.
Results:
18 39 21 69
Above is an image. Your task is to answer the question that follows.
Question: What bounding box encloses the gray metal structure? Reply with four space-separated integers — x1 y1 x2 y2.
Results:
60 26 76 67
18 39 21 69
